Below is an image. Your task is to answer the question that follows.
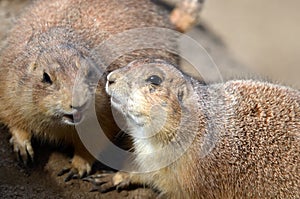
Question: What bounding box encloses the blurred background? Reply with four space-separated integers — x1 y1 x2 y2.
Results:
200 0 300 87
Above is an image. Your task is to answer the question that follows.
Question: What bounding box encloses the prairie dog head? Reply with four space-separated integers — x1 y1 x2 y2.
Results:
20 44 99 126
106 59 195 141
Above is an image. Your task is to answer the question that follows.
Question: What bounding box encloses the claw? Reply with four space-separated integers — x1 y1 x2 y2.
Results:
9 135 34 165
84 174 111 186
78 170 87 179
57 167 71 176
57 167 78 182
83 176 92 182
84 172 130 193
24 140 34 160
57 155 92 182
83 173 115 193
72 173 80 180
64 169 77 182
116 184 124 192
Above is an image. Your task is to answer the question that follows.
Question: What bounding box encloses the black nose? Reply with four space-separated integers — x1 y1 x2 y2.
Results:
108 79 115 85
70 104 86 111
107 72 119 85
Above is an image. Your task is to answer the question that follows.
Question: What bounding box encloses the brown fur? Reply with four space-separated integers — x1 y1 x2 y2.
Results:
102 59 300 198
0 0 176 177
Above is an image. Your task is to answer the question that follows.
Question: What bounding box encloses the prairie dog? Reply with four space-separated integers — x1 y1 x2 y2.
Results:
88 59 299 198
0 0 176 180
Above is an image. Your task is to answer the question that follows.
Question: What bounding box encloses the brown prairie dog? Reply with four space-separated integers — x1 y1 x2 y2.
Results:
0 0 176 180
89 59 299 198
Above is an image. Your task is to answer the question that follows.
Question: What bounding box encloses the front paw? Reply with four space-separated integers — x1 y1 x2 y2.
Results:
84 171 130 193
57 154 92 182
9 130 34 165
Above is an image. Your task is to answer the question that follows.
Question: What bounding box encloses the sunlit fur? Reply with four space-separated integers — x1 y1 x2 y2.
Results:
107 59 300 198
0 0 176 176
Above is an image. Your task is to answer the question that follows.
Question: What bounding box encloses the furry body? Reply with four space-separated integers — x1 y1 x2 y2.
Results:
0 1 175 177
102 59 300 198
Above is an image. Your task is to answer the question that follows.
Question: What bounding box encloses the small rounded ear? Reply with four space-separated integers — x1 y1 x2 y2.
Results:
28 62 38 72
177 83 191 103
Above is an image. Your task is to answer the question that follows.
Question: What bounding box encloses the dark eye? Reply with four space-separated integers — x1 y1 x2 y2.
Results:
146 75 162 86
42 72 53 85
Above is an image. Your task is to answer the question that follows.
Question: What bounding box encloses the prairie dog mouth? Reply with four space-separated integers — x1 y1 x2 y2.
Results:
62 110 84 125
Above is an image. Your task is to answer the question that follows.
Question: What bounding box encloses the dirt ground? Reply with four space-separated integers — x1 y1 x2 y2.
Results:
0 0 298 198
